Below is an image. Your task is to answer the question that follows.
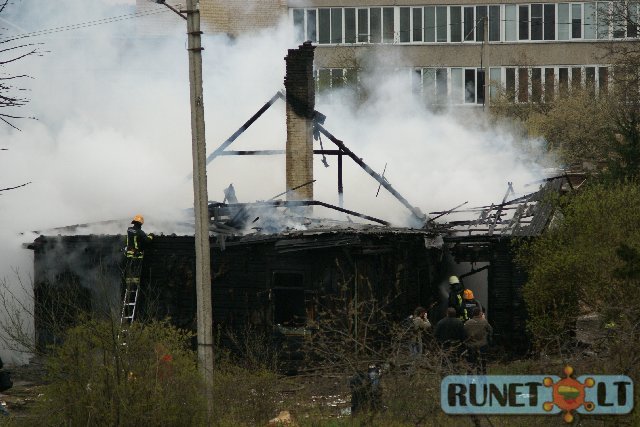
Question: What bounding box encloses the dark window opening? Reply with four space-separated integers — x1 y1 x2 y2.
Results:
383 7 395 43
306 10 317 42
436 68 447 103
531 4 543 40
599 67 609 94
331 8 343 43
400 7 410 42
518 68 529 102
559 67 569 94
572 67 582 90
544 4 555 40
451 7 462 42
319 9 330 44
436 6 447 42
489 5 500 41
345 8 356 43
358 9 368 43
464 7 475 41
413 8 423 41
465 69 476 103
370 8 382 43
273 289 306 327
532 68 542 102
477 69 486 104
545 68 555 102
293 9 304 43
506 67 516 101
476 6 487 41
519 5 529 40
572 3 582 38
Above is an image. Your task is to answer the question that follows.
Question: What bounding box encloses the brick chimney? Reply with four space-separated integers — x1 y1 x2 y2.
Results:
284 42 315 201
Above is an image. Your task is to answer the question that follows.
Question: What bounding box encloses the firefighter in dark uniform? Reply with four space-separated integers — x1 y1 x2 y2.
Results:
124 214 153 280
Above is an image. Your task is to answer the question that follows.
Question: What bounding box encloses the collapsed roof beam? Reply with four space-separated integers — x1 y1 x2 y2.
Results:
205 91 284 166
314 123 426 224
223 200 390 226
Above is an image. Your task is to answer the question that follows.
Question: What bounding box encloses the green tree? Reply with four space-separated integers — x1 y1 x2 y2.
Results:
518 182 640 353
31 319 207 426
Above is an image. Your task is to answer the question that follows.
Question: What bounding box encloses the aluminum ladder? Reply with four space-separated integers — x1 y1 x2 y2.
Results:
118 268 141 344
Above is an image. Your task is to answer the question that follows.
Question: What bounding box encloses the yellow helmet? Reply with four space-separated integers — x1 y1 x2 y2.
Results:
449 276 460 285
132 214 144 225
463 289 474 299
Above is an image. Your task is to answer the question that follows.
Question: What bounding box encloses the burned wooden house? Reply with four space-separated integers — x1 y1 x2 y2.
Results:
28 42 578 358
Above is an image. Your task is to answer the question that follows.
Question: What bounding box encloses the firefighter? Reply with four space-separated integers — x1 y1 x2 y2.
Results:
461 289 482 322
448 276 465 319
124 214 153 277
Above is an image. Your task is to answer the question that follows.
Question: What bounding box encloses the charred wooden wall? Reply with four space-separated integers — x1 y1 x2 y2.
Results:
31 232 443 350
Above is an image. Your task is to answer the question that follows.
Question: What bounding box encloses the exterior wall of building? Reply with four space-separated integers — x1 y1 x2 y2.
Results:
136 0 285 36
290 2 637 104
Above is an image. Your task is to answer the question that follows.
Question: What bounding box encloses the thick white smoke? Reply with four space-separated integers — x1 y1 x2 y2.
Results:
0 0 549 362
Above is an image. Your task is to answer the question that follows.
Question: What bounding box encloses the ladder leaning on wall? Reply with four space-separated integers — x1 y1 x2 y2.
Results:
118 263 142 344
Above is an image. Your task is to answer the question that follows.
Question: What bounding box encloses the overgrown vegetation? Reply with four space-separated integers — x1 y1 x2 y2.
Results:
23 319 207 426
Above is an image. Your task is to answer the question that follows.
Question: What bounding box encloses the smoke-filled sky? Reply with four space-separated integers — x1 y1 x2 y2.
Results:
0 0 549 361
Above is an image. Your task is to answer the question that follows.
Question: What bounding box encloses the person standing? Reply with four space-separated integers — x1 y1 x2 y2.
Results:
461 289 482 321
463 307 493 374
410 306 431 356
435 307 465 351
447 276 465 319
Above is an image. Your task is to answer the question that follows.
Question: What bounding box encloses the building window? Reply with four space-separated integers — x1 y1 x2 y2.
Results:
489 6 500 41
425 6 435 42
413 7 423 42
452 68 464 103
318 9 330 44
599 66 609 93
571 67 582 90
293 9 304 42
331 8 343 43
558 3 570 40
518 68 529 102
345 8 356 43
505 5 517 41
572 3 583 38
465 69 476 103
506 67 516 101
477 69 486 104
545 68 555 102
421 68 448 104
476 6 487 41
559 67 569 94
531 68 542 102
307 9 317 42
531 4 543 40
370 7 382 43
519 5 530 40
400 7 410 43
597 2 610 39
358 9 368 43
383 7 395 43
464 7 475 41
436 6 448 42
544 4 556 40
490 67 501 99
584 2 597 39
451 6 462 42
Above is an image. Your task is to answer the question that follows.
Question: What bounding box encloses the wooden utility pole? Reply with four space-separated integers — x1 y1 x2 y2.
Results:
185 0 214 415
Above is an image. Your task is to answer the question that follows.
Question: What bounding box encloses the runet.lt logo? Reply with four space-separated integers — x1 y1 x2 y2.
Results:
441 366 633 422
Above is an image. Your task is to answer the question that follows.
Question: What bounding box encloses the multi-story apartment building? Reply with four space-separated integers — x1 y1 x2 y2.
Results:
139 1 639 106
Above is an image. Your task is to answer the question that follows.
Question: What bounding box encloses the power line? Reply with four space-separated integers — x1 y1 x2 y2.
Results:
0 8 172 42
